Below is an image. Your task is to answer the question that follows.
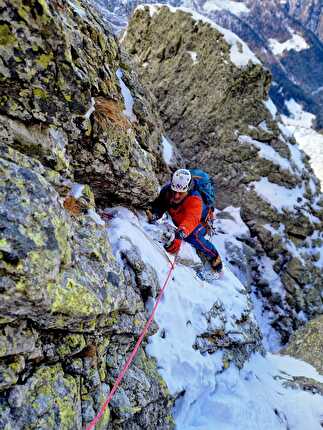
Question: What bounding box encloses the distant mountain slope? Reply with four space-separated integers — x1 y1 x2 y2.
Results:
286 0 323 42
208 0 323 129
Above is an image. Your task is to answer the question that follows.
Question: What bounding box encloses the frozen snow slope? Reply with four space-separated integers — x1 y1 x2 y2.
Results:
106 207 323 430
281 99 323 186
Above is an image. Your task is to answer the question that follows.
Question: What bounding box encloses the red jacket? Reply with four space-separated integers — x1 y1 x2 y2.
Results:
168 194 202 236
151 185 205 236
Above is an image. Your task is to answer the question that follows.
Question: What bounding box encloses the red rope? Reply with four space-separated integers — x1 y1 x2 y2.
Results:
86 252 179 430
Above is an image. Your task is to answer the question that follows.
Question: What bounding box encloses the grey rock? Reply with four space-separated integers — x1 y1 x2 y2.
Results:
281 315 323 374
0 1 174 428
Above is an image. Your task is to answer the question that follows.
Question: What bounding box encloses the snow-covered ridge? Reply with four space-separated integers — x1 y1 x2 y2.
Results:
135 4 261 68
106 207 323 430
281 99 323 185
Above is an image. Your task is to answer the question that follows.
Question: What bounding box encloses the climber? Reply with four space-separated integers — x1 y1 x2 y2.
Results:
147 169 223 275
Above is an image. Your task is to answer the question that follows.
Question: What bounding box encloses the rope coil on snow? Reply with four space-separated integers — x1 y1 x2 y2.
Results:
86 251 179 430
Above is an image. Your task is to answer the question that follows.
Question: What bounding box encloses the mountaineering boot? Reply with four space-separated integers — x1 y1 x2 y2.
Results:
195 255 224 283
211 255 224 279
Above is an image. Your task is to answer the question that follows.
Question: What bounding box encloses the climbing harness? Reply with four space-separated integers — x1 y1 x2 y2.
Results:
86 249 180 430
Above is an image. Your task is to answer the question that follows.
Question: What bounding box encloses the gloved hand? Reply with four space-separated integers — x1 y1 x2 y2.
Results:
165 237 182 254
164 229 185 254
146 209 159 224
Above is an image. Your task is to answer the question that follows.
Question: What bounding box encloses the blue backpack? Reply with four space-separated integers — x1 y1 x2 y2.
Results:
189 168 216 208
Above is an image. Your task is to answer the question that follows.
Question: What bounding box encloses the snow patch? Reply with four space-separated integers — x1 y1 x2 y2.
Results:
284 99 314 128
187 50 198 63
278 124 293 140
239 135 293 173
258 120 271 132
251 293 282 352
263 98 278 118
48 127 68 153
161 135 174 165
84 97 96 120
116 68 137 122
258 254 285 296
67 0 87 17
69 183 84 199
119 29 127 44
203 0 250 16
286 141 305 173
249 177 305 214
87 209 105 226
269 28 309 56
215 206 250 239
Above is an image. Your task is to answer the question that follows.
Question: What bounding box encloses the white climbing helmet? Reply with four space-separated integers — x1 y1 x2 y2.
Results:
171 169 191 192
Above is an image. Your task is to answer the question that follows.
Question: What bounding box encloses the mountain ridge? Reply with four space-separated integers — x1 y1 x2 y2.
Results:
99 0 323 129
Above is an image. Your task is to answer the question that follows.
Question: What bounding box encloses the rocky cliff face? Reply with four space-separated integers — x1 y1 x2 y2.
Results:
0 0 171 207
282 314 323 374
0 0 173 428
123 5 323 343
